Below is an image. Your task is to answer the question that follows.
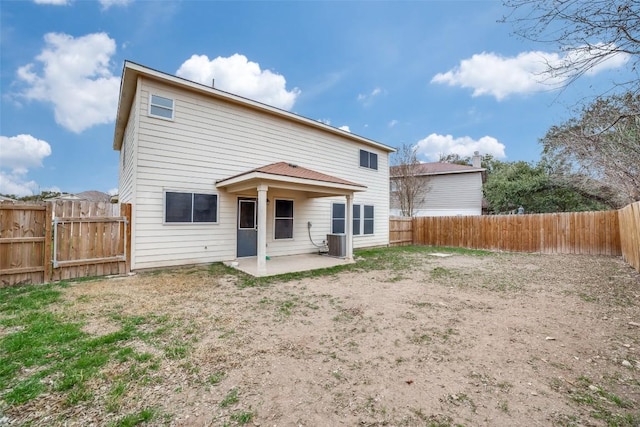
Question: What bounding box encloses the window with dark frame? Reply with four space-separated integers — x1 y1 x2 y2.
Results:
331 203 345 234
353 204 361 236
331 203 375 235
274 199 294 239
359 149 378 170
363 205 374 235
149 94 174 120
165 192 217 223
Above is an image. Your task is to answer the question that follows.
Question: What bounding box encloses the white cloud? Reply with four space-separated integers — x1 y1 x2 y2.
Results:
99 0 131 9
0 171 40 197
107 188 119 196
338 125 351 132
357 87 383 106
33 0 69 4
0 134 53 196
431 47 630 100
1 134 52 171
388 119 398 128
176 54 300 110
414 133 506 161
16 32 120 133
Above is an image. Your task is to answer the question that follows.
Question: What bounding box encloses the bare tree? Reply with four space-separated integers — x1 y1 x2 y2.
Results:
501 0 640 92
541 91 640 206
390 144 430 217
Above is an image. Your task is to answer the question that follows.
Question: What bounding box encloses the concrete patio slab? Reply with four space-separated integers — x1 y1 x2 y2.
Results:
225 253 354 277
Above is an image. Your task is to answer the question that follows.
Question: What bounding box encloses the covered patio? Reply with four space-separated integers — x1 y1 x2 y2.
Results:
224 253 355 277
216 162 366 277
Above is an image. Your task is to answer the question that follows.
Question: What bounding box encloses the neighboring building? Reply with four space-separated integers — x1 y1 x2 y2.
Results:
390 156 485 217
113 61 394 275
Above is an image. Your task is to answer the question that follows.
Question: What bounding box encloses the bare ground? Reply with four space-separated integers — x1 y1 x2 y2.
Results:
4 251 640 426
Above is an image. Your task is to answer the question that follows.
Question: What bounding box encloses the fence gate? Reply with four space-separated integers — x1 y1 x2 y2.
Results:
49 201 129 282
0 201 131 286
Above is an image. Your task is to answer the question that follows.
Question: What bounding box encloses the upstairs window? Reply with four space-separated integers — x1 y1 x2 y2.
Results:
165 191 218 223
274 199 294 239
149 94 174 120
359 149 378 170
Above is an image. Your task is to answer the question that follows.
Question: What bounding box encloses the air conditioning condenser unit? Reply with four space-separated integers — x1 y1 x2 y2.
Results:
326 233 346 258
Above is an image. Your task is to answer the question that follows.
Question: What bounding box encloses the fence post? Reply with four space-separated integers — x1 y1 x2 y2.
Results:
43 202 52 282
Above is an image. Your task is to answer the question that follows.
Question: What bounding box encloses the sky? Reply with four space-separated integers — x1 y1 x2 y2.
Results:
0 0 634 197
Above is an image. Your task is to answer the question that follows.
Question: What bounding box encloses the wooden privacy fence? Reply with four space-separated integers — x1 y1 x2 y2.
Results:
411 210 621 255
618 201 640 272
389 216 413 246
0 201 131 286
390 209 629 256
0 203 51 286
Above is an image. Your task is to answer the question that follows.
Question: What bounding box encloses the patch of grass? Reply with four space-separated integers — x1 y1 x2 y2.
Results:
278 300 296 316
230 409 254 425
109 408 156 427
208 371 226 385
568 376 637 425
498 400 509 413
410 333 432 345
0 282 178 408
0 283 63 314
218 328 236 339
208 262 242 278
164 342 189 360
430 266 454 279
220 388 239 407
578 292 598 303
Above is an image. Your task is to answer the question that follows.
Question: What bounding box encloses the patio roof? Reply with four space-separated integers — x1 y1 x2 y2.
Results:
216 162 367 197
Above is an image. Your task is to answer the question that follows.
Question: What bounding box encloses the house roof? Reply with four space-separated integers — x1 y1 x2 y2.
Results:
44 191 112 202
216 162 366 197
391 162 485 177
113 61 395 154
252 162 365 187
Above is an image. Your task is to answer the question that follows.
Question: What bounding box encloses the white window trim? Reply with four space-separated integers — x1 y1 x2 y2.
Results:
149 94 174 121
273 198 294 240
163 190 219 225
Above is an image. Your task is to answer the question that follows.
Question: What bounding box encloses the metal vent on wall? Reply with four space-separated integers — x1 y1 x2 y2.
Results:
326 233 346 258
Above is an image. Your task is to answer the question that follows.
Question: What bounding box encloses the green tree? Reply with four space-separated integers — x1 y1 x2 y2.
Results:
483 160 611 214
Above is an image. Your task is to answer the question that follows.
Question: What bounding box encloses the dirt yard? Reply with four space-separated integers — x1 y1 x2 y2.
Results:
5 250 640 426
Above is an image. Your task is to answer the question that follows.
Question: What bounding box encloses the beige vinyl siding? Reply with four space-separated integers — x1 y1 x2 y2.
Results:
413 173 483 217
118 85 138 204
129 78 389 269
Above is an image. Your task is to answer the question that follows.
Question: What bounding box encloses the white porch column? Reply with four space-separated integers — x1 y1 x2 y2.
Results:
257 184 268 276
345 193 354 260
